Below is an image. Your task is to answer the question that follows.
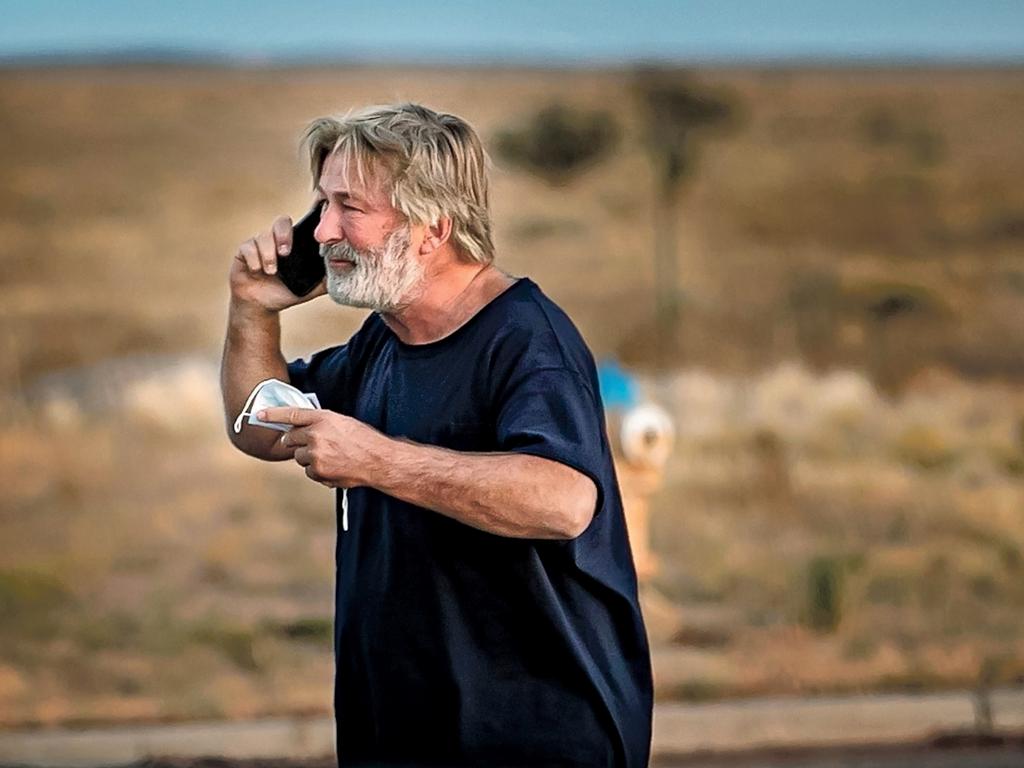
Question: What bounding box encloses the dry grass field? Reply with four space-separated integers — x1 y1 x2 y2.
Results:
1 64 1023 727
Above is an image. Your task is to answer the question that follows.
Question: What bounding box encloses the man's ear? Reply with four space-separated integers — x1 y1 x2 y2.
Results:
418 217 453 255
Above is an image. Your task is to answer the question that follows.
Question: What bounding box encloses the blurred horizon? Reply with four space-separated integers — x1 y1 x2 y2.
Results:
1 0 1024 66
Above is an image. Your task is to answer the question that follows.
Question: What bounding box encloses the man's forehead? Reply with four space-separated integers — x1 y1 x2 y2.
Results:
318 152 391 205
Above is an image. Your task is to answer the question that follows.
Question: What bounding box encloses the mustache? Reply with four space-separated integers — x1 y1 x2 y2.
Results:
320 242 360 263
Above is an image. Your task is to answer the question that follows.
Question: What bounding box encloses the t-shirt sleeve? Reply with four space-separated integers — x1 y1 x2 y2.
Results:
494 365 608 518
286 344 351 415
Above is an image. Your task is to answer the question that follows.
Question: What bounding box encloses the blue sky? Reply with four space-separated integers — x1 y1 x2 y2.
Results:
1 0 1022 63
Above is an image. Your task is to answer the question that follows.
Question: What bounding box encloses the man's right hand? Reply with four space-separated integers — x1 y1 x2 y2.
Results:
229 215 327 312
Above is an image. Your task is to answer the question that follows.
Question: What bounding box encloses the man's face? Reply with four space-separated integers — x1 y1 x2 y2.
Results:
314 153 426 312
321 222 424 312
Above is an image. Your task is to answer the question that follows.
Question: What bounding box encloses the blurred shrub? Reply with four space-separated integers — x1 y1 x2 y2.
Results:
788 269 842 371
662 678 723 703
507 216 586 243
788 273 955 391
850 279 951 323
0 568 71 638
878 665 946 694
865 571 912 607
493 104 619 185
843 634 879 661
73 612 142 652
190 622 259 672
920 553 953 610
268 616 333 643
803 555 845 633
989 441 1024 477
998 542 1022 572
670 624 732 649
847 278 954 394
861 107 902 145
859 106 946 167
894 424 958 470
751 428 793 513
983 211 1024 242
885 512 911 545
970 571 999 602
907 127 946 167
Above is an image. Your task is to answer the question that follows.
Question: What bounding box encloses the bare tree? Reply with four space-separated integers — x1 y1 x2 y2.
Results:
634 69 736 367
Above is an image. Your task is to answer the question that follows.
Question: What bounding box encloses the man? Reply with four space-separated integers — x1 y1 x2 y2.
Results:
221 103 652 767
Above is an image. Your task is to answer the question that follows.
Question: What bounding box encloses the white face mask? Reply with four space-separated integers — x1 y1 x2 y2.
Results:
233 378 321 434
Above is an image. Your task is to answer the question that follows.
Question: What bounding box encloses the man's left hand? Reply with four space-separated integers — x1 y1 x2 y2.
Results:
258 407 382 488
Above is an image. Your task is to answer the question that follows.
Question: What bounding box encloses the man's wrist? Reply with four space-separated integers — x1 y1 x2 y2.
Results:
229 297 280 326
354 427 399 488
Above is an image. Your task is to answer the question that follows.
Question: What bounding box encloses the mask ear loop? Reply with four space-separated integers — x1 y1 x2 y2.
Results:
232 378 276 434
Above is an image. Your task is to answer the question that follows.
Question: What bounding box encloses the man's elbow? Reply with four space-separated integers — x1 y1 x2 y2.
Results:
226 424 291 462
559 474 598 539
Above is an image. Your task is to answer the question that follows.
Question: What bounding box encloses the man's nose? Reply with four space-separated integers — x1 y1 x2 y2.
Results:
314 206 343 245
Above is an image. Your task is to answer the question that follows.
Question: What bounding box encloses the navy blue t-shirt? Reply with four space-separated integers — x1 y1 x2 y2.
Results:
287 277 652 767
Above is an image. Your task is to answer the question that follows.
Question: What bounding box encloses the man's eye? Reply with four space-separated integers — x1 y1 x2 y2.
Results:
342 203 362 212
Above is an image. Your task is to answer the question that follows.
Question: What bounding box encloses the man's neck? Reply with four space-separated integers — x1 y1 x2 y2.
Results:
379 262 516 345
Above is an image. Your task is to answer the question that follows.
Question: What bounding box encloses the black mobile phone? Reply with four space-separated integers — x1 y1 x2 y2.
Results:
277 204 326 296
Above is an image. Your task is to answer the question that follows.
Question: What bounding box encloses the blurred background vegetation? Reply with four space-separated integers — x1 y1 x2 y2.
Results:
1 63 1023 726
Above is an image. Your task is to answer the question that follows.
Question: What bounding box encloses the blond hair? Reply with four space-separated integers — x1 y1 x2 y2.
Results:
302 103 495 265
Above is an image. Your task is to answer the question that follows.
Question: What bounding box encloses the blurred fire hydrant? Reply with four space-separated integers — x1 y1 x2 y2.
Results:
598 361 675 584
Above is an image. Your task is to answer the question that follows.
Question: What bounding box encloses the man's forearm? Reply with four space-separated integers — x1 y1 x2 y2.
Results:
220 300 293 461
360 435 597 540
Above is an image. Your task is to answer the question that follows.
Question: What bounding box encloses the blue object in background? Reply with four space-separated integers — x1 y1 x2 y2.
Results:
598 359 639 411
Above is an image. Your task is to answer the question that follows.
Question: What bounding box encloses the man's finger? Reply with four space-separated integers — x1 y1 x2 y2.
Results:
259 406 321 426
272 216 293 257
255 231 278 275
293 446 312 466
278 430 307 450
238 239 261 273
283 427 311 448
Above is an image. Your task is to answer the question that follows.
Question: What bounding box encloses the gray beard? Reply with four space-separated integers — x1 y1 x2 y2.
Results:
321 224 424 312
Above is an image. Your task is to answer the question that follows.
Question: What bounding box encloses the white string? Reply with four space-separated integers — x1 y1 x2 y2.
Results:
232 378 277 434
342 488 349 532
